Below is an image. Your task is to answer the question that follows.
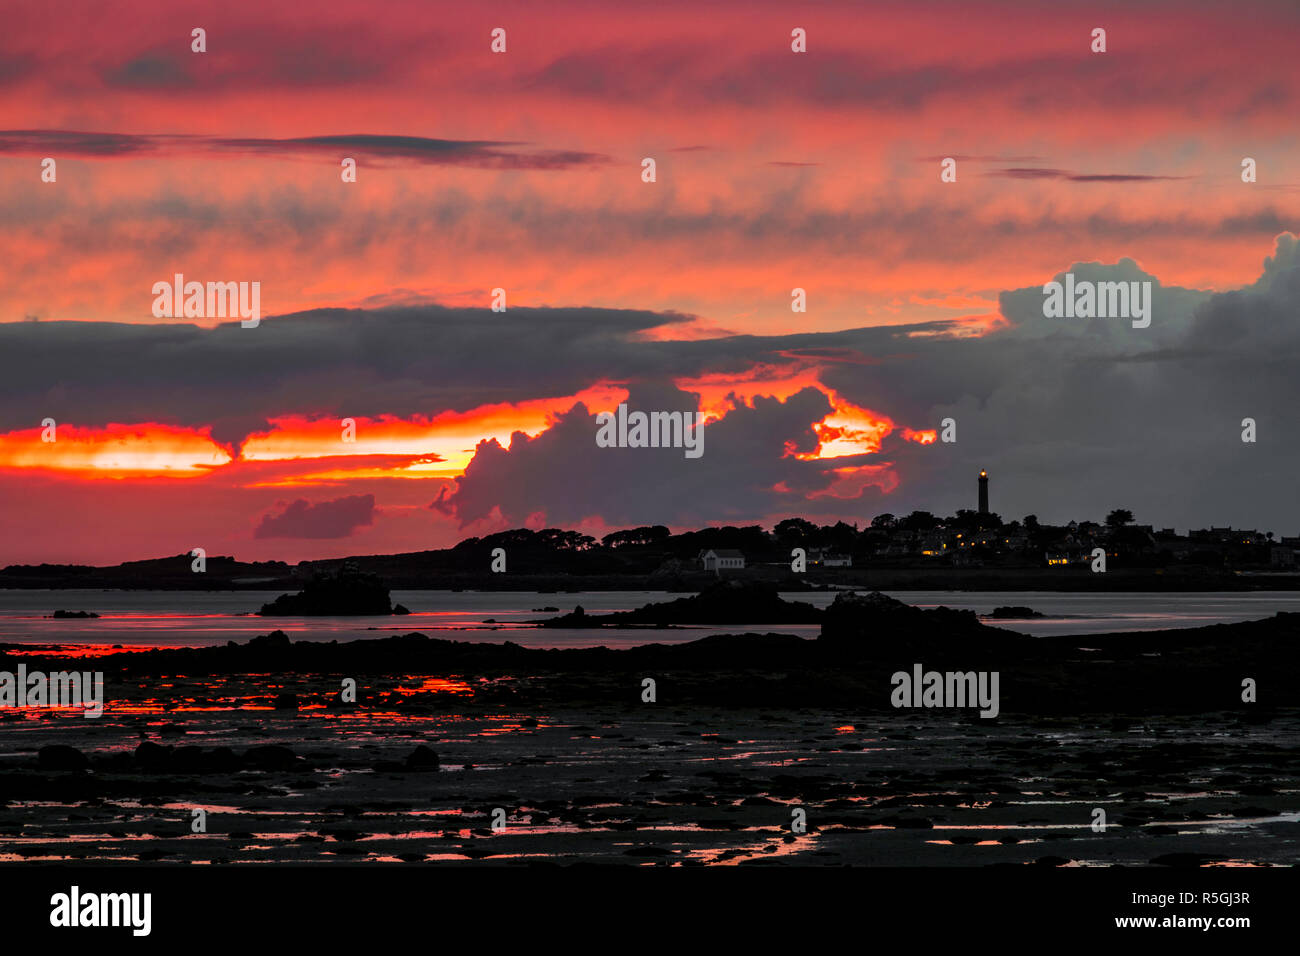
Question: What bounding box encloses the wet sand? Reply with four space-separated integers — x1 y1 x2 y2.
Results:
2 670 1297 866
5 590 1299 866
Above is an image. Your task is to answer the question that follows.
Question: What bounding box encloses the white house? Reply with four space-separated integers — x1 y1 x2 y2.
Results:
698 549 745 572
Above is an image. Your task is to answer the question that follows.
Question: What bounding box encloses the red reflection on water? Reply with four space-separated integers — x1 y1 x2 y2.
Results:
395 677 473 695
3 644 182 658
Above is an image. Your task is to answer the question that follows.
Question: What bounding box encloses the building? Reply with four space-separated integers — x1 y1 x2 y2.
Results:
698 549 745 573
978 469 989 515
809 548 852 567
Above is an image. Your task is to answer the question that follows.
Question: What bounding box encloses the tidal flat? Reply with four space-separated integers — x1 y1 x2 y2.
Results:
1 675 1296 866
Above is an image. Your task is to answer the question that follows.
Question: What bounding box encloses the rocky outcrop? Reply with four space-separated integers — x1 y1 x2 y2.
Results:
819 590 986 646
536 579 821 627
987 605 1046 619
258 565 401 616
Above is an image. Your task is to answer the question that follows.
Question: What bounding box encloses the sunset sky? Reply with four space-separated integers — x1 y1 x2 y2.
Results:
2 0 1298 564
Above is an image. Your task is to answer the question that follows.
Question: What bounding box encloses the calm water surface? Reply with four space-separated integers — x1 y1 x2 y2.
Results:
0 589 1297 648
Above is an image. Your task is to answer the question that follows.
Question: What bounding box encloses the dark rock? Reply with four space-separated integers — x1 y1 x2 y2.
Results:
170 746 208 772
404 745 440 771
880 816 934 829
1151 852 1229 867
38 745 89 771
537 580 821 627
48 610 99 619
273 693 300 711
167 746 240 774
207 747 242 773
820 590 986 646
987 606 1046 619
242 745 298 771
258 564 401 616
134 741 173 771
248 630 291 651
320 827 366 841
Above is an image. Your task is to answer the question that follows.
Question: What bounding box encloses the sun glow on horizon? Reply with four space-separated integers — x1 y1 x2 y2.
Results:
0 424 231 477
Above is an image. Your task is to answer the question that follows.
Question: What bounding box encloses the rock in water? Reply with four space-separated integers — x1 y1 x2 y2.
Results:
987 605 1045 619
258 563 400 616
819 590 984 645
537 579 821 627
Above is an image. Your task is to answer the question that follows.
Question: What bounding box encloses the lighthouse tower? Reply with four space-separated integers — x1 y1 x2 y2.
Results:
978 470 989 515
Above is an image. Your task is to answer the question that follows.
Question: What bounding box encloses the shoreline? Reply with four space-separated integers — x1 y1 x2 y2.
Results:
3 595 1297 866
5 567 1300 593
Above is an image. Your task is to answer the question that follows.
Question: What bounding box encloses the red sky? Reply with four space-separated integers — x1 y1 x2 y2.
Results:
2 0 1298 564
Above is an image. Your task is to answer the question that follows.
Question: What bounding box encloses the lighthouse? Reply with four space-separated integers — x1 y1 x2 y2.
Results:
978 469 989 515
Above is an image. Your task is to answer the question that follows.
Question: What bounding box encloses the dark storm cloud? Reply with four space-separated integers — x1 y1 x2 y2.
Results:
100 24 426 91
990 167 1189 183
4 235 1300 532
0 130 610 170
916 155 1044 164
439 236 1300 531
0 53 35 87
253 494 376 539
0 306 728 445
0 130 159 157
516 46 1298 118
440 385 836 528
210 135 610 170
814 236 1300 529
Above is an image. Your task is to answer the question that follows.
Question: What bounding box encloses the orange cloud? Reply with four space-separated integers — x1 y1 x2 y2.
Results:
678 364 932 461
0 423 230 477
240 384 628 482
